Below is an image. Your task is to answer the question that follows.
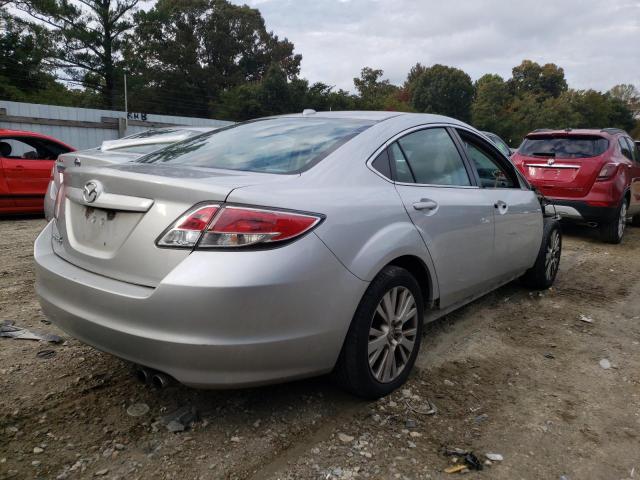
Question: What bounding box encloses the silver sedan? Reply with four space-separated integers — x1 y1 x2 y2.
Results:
34 111 561 398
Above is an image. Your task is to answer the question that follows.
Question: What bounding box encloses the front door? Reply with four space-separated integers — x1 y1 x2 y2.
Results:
389 127 496 308
455 128 543 280
622 137 640 215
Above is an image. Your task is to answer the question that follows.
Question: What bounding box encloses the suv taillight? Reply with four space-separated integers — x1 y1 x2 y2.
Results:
157 204 322 249
597 163 617 181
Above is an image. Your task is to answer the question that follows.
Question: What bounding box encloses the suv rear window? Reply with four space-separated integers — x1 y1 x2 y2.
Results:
137 117 374 174
519 135 609 159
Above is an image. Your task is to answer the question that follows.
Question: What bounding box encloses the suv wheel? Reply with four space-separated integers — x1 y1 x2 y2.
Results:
600 197 627 244
521 218 562 289
335 265 424 399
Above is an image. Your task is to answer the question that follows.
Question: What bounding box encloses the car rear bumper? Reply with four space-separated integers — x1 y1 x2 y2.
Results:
34 222 368 388
545 199 618 224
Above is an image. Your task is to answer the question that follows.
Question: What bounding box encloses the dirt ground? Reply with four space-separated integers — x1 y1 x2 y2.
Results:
1 217 639 480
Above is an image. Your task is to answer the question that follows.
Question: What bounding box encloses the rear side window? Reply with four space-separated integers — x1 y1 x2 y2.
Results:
519 135 609 159
137 117 374 174
394 128 470 186
619 138 634 161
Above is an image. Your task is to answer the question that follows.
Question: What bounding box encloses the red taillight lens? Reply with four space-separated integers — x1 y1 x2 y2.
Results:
199 206 321 248
157 204 322 249
156 205 219 247
597 163 617 181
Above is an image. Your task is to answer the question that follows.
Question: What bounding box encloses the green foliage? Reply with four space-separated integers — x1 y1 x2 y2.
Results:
13 0 143 109
125 0 301 117
509 60 567 98
353 67 399 110
410 64 474 122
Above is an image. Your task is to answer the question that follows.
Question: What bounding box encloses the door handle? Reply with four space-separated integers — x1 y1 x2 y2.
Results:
494 200 508 214
15 165 24 169
413 199 438 211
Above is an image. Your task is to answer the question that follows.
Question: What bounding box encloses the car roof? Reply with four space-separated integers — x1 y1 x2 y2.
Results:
526 128 623 138
275 110 469 126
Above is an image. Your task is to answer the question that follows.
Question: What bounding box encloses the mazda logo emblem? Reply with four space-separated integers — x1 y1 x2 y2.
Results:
547 158 555 166
82 181 101 203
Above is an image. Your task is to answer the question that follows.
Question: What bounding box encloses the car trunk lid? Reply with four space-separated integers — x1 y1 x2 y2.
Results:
52 163 292 286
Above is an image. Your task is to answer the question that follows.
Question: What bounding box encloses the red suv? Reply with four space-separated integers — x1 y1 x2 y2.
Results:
512 128 640 243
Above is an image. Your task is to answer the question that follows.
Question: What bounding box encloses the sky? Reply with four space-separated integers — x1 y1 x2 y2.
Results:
230 0 640 93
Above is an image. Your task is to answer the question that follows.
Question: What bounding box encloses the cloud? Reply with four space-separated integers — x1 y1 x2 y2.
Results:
232 0 640 92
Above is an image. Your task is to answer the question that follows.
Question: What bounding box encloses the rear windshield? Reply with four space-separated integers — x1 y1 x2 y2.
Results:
136 117 374 174
111 143 173 155
519 135 609 159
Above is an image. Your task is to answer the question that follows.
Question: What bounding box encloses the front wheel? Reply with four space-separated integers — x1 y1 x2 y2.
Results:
521 218 562 290
600 198 627 244
334 266 424 399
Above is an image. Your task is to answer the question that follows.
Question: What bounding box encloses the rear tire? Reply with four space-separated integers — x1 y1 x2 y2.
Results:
334 265 424 399
600 197 627 244
521 218 562 290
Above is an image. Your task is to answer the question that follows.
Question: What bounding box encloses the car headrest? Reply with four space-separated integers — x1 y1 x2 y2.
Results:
0 141 11 157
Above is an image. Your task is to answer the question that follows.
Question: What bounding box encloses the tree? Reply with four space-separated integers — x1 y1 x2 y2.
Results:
403 62 426 94
125 0 301 117
353 67 398 110
410 64 474 121
13 0 144 109
509 60 567 99
471 74 512 136
609 84 640 117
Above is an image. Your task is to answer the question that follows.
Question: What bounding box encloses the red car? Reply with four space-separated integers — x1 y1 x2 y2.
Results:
513 128 640 243
0 129 74 214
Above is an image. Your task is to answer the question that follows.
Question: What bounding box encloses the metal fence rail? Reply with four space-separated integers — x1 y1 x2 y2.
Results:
0 100 233 150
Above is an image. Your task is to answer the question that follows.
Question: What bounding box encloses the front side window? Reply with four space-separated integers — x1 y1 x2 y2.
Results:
394 128 470 186
137 117 374 174
619 138 633 160
623 137 638 162
0 137 69 160
459 132 518 188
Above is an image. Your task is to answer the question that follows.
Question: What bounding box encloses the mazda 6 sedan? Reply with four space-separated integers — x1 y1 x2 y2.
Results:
35 111 561 398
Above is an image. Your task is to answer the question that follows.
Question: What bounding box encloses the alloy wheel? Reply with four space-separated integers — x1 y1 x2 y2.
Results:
618 201 627 240
368 286 418 383
545 229 561 281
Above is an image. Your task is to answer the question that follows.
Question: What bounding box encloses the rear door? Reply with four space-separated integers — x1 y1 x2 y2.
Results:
456 128 542 279
390 126 496 308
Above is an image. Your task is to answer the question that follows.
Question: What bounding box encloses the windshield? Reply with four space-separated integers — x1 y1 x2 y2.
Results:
520 135 609 159
483 132 511 156
136 117 375 174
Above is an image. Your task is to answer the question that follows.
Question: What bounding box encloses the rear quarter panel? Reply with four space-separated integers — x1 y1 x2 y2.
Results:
224 118 441 301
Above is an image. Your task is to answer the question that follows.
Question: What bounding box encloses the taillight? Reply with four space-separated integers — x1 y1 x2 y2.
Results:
156 205 220 247
156 204 322 249
597 163 617 181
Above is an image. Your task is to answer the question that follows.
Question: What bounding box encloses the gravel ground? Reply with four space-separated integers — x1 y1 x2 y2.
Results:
1 216 639 480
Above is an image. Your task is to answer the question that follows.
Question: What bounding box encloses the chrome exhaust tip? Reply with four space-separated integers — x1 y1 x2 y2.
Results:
135 366 152 384
151 372 172 389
